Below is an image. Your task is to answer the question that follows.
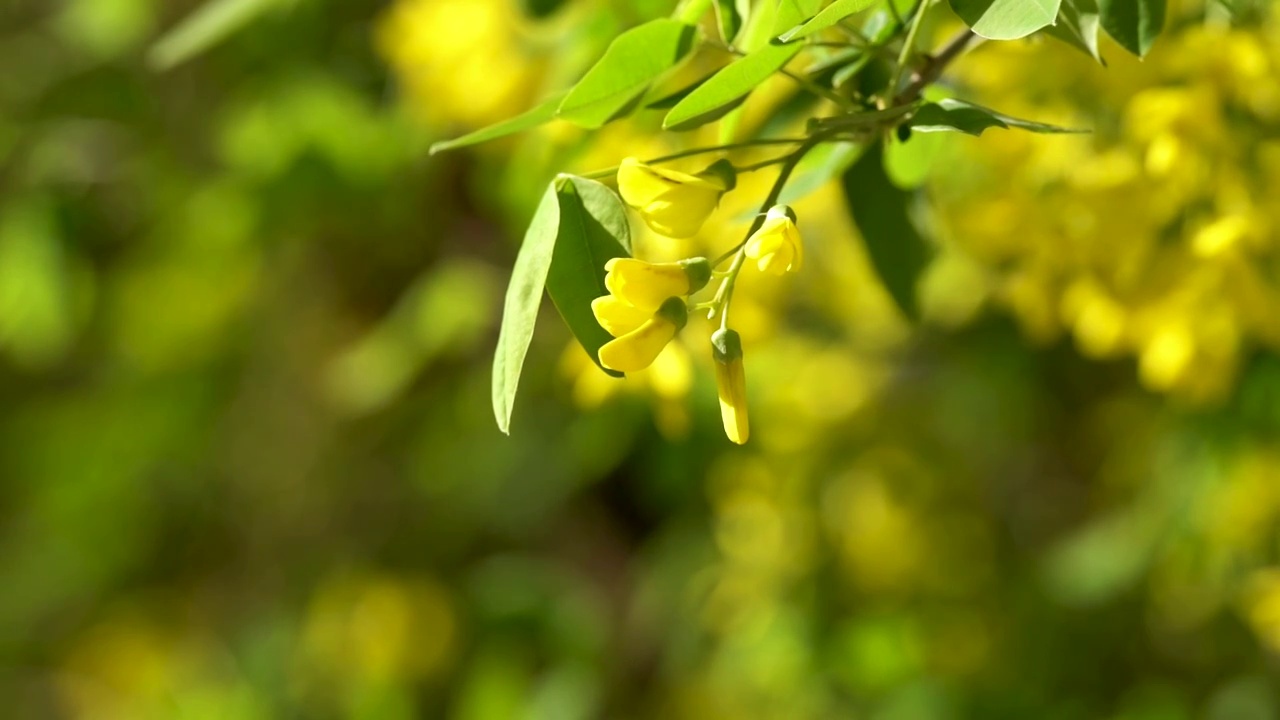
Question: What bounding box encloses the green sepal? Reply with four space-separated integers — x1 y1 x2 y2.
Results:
711 327 743 363
657 296 690 330
679 257 713 293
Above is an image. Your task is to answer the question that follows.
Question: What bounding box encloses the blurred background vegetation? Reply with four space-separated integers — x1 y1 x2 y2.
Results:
3 0 1280 717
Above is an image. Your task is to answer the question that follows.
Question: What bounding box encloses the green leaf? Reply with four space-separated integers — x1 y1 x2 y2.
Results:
492 184 561 434
948 0 1062 39
149 0 285 70
713 0 743 42
909 99 1087 135
884 129 949 189
841 142 930 319
771 0 825 38
429 93 565 155
1044 0 1103 63
546 176 631 379
492 176 633 433
663 43 802 130
557 19 696 128
779 0 878 42
1098 0 1165 56
777 141 862 205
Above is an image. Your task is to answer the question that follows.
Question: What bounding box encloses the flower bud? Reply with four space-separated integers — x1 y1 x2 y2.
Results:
744 205 802 275
711 328 749 444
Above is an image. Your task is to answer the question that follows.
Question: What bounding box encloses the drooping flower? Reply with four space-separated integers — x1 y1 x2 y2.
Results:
744 205 803 275
597 297 688 373
711 328 749 444
616 158 735 238
591 294 652 337
603 257 711 311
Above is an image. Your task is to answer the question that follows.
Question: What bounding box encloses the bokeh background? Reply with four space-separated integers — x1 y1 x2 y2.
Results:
3 0 1280 717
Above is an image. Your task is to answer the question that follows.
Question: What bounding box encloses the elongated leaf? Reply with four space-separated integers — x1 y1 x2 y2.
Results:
493 184 561 434
664 43 802 130
740 0 779 50
546 176 631 379
841 142 930 319
779 0 878 42
557 19 696 128
1098 0 1165 56
1044 0 1103 63
909 99 1086 135
149 0 283 69
713 0 743 42
772 0 825 37
492 176 633 433
430 93 565 155
948 0 1062 39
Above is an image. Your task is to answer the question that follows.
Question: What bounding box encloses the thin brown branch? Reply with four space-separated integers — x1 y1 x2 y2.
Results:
894 29 979 105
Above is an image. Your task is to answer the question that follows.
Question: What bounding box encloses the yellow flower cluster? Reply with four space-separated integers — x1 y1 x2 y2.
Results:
933 11 1280 403
594 158 806 443
616 157 735 238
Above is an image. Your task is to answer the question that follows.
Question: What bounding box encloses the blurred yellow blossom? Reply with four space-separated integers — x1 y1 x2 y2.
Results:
377 0 540 128
933 8 1280 402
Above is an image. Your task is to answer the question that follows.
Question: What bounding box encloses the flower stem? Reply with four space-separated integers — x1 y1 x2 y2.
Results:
708 134 825 324
579 138 809 179
891 0 932 96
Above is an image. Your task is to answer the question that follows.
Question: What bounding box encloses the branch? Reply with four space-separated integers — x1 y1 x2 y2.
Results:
895 29 978 105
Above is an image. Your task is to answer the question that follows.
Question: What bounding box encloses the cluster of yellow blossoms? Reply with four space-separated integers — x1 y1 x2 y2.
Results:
933 10 1280 403
594 157 805 444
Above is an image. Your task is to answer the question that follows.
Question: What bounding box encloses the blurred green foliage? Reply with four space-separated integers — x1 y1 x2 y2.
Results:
2 0 1280 719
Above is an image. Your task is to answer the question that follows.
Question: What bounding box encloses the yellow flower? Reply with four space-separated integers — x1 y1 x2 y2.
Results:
616 158 735 238
603 257 711 311
744 205 802 275
598 297 687 373
711 328 749 444
590 295 650 336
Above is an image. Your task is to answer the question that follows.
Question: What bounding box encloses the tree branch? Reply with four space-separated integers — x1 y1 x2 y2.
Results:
894 29 978 105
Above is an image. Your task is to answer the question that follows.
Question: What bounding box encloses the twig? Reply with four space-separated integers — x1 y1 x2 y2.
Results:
894 28 978 105
579 138 809 179
890 0 932 97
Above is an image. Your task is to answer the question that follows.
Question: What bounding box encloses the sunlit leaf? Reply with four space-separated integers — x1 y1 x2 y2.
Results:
493 183 560 434
430 93 566 155
664 43 802 130
771 0 825 38
557 19 696 128
909 99 1087 135
545 176 631 380
948 0 1062 40
1098 0 1166 56
492 175 632 433
779 0 878 42
713 0 743 42
1044 0 1104 63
